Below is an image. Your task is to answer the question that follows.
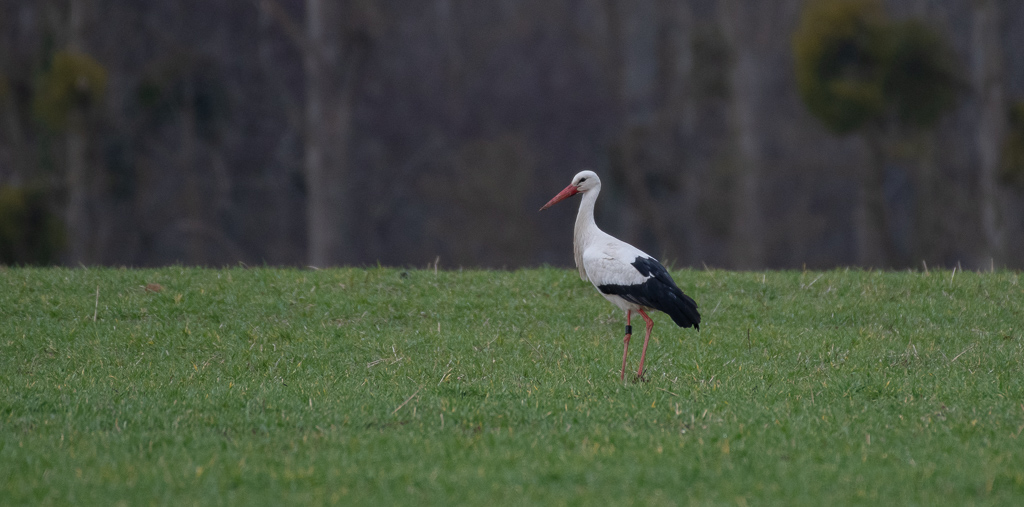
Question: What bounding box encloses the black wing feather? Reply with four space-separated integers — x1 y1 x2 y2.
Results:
597 257 701 330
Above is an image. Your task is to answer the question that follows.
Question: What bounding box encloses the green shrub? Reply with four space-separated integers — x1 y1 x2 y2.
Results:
793 0 888 134
32 50 107 129
793 0 959 134
0 186 66 265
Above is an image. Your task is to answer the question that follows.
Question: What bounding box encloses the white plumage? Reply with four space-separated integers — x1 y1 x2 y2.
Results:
541 170 700 380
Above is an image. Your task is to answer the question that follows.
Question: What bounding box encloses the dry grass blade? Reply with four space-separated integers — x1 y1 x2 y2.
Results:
951 344 974 362
392 386 422 415
438 367 454 386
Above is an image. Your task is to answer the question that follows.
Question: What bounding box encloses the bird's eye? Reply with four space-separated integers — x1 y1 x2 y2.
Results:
578 177 587 183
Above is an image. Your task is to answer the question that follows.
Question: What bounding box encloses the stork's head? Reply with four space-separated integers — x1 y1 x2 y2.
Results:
539 170 600 211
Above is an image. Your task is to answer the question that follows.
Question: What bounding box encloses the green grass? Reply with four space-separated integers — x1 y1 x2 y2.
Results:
2 267 1023 505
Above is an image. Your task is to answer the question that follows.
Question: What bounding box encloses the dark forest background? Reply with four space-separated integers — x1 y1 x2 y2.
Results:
3 0 1024 270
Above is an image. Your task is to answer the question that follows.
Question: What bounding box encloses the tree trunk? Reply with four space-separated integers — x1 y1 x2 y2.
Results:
972 0 1007 268
859 129 896 268
64 0 90 265
65 114 89 264
911 133 937 267
656 0 701 265
303 0 336 267
180 80 205 264
616 129 674 255
256 0 367 266
719 0 764 269
301 0 364 267
255 3 298 263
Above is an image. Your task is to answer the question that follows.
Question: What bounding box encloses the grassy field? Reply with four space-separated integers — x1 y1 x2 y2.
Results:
2 266 1023 505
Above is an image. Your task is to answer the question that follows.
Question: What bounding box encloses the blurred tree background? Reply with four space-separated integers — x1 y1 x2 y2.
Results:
2 0 1024 269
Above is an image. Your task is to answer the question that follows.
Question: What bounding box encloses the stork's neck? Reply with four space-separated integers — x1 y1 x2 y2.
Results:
574 187 600 241
572 186 602 280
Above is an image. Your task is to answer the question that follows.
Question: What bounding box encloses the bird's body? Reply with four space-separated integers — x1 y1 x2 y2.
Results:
541 170 700 380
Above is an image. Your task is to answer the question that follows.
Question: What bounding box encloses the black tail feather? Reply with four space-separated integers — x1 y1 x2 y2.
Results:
664 289 701 330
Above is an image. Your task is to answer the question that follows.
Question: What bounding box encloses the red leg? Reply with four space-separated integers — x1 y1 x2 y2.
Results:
620 310 632 381
636 309 655 379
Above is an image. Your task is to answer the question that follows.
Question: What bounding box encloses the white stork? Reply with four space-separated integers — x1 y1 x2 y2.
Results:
540 170 700 381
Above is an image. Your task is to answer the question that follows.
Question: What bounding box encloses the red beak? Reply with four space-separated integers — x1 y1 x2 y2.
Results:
539 184 579 211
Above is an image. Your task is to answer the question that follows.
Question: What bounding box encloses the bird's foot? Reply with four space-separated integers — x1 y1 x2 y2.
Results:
630 372 649 384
